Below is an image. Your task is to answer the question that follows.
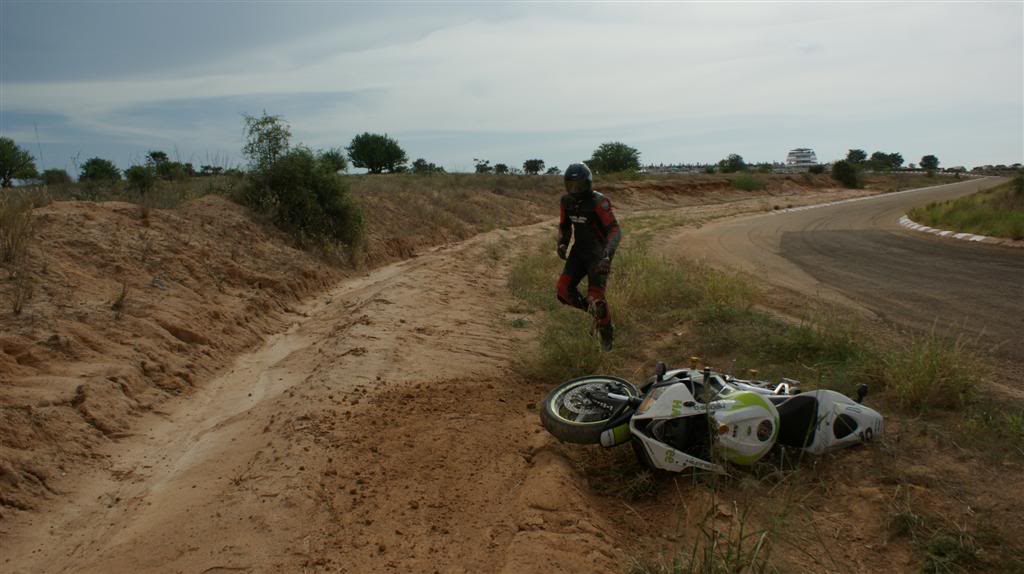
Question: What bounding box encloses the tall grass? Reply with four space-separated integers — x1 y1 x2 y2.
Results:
909 177 1024 240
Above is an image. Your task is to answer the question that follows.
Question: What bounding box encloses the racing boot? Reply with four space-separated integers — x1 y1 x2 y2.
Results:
588 299 614 352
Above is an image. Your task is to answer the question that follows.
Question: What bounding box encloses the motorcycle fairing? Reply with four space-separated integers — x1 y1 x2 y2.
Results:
799 390 883 454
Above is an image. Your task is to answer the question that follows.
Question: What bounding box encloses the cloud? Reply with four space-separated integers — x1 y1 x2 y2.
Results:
2 3 1021 169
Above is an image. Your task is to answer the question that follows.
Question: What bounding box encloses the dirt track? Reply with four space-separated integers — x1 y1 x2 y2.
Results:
673 177 1024 370
4 180 963 573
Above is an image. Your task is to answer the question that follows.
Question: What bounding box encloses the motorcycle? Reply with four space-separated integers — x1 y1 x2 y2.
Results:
540 359 883 473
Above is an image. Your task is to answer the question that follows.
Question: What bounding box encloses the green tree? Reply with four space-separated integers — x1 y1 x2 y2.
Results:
846 149 867 165
718 153 747 173
243 112 292 173
494 163 509 174
588 142 641 173
146 150 169 166
346 132 407 174
0 137 38 188
411 158 444 175
41 168 72 185
523 159 545 175
125 164 158 195
473 158 492 174
79 157 121 182
831 160 862 188
887 152 904 169
318 148 348 173
156 161 189 181
545 166 561 175
262 147 363 246
920 155 939 171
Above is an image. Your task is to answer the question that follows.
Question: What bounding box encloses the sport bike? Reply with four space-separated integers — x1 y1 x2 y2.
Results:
540 360 883 473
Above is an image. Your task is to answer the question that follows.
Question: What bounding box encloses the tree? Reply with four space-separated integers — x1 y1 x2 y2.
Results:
318 148 348 173
887 152 904 170
494 163 509 174
411 158 444 175
545 166 561 175
831 160 862 188
79 158 121 182
0 137 38 187
846 149 867 165
262 147 363 246
41 168 72 185
243 112 292 173
589 142 641 173
473 158 492 174
718 154 747 173
346 132 407 174
125 165 158 195
523 159 545 175
920 155 939 171
147 150 169 166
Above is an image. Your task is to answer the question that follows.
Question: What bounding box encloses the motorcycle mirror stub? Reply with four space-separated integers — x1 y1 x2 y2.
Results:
655 362 666 382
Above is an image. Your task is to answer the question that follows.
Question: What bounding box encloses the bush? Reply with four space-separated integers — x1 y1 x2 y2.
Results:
41 168 72 185
252 147 363 247
411 158 445 175
125 165 158 195
243 113 291 172
346 132 407 174
808 164 825 175
494 163 509 174
831 160 862 188
318 148 348 173
731 173 764 191
79 157 121 182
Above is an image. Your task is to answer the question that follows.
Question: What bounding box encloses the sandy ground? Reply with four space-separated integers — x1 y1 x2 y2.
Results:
5 178 987 573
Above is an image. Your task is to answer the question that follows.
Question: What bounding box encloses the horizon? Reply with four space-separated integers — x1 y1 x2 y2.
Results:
2 2 1021 175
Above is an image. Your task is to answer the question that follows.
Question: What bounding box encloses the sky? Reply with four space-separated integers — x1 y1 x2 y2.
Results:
1 1 1022 175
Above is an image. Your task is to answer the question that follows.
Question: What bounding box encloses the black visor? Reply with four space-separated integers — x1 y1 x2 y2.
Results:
565 180 586 194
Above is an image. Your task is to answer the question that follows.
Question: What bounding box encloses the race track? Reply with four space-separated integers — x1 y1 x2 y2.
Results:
678 177 1024 364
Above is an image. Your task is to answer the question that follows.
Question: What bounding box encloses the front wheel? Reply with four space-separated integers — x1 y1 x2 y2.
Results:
540 376 640 444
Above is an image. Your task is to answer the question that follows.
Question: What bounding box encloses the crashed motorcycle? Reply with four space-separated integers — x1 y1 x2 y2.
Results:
540 359 883 473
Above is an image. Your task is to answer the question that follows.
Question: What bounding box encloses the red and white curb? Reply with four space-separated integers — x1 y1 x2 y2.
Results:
899 215 1023 248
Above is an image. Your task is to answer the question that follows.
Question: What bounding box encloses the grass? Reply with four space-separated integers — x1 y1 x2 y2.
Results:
908 176 1024 240
731 173 765 192
509 225 1020 573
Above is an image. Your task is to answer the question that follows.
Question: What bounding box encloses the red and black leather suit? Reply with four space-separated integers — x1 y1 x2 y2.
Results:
555 190 622 327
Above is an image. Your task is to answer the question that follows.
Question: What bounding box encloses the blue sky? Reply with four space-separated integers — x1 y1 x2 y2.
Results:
1 1 1021 174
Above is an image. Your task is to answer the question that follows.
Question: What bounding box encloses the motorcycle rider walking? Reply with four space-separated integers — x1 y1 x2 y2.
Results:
556 162 621 351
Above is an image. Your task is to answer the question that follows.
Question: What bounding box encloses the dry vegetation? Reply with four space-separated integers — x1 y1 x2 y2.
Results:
508 212 1023 573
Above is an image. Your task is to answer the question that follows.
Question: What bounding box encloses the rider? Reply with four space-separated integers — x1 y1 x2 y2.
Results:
556 162 622 351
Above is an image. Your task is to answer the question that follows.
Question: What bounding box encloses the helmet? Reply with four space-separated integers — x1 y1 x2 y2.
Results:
711 391 779 465
564 162 593 197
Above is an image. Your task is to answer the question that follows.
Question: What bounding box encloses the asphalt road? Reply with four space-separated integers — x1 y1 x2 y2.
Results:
678 177 1024 364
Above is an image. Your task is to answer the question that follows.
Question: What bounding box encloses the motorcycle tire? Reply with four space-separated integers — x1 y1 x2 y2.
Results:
540 375 640 444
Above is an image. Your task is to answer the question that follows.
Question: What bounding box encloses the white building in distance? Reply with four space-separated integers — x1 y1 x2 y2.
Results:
785 148 818 167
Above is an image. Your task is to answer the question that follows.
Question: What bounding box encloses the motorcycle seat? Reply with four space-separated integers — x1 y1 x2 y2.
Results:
769 394 819 448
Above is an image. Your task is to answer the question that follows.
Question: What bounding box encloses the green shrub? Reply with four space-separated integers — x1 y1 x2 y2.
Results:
732 173 764 191
125 165 158 195
831 160 861 188
249 147 363 247
41 168 72 185
347 132 407 174
79 157 121 182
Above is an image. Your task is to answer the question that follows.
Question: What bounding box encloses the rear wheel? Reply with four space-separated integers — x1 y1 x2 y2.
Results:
540 376 639 444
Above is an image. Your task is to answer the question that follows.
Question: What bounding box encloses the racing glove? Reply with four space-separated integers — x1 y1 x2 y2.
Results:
595 257 611 275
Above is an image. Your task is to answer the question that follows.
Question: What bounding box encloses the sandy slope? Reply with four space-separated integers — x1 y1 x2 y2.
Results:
3 179 906 573
3 222 626 573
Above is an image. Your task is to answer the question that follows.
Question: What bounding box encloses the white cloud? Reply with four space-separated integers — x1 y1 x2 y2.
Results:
2 3 1021 166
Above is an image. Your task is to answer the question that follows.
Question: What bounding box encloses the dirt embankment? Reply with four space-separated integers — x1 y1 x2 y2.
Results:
0 197 343 512
1 174 872 572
